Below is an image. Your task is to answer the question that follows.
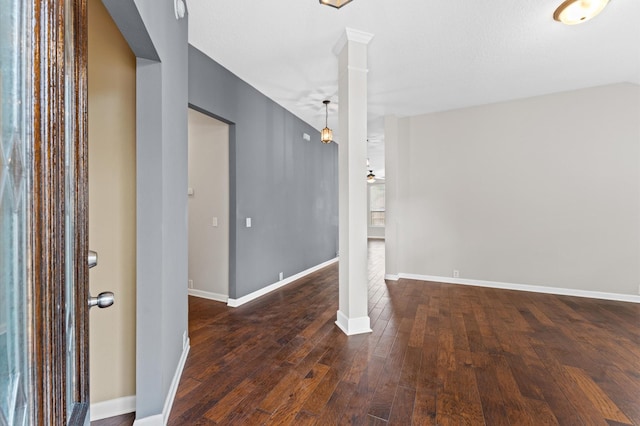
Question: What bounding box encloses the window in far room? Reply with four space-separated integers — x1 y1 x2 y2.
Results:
369 184 385 227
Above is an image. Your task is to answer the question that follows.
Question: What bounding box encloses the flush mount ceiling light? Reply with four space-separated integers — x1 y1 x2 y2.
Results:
174 0 186 19
319 0 354 9
321 100 333 144
553 0 610 25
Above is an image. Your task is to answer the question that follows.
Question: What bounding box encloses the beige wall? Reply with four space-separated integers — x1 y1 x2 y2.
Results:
188 109 230 299
387 83 640 296
88 0 136 404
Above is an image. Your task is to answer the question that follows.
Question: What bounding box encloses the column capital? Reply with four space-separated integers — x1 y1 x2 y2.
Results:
333 27 374 56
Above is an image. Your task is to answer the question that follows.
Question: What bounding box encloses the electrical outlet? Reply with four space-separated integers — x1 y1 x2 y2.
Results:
279 272 284 281
188 279 193 289
453 270 459 278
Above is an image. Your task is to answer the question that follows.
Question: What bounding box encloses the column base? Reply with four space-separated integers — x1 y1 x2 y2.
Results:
335 310 372 336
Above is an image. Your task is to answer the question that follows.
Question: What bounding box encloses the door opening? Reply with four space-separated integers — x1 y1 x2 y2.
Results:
86 0 137 420
187 108 230 303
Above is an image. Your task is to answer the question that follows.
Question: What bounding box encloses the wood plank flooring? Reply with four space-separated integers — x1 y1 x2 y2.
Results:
166 240 640 425
91 413 135 426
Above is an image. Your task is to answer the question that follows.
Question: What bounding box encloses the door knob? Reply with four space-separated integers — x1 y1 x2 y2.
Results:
88 291 114 309
87 249 113 309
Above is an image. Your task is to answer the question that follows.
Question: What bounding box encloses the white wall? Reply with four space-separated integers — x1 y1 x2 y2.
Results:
387 83 640 296
188 109 229 300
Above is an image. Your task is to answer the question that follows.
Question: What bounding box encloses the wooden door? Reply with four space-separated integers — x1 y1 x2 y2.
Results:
0 0 90 424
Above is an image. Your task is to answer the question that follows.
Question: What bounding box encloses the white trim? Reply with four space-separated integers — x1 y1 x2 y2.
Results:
133 414 162 426
397 273 640 304
227 257 339 307
90 396 136 421
384 274 399 281
346 65 369 74
188 288 228 303
335 310 372 335
162 339 190 424
133 339 190 426
333 27 374 55
345 27 375 44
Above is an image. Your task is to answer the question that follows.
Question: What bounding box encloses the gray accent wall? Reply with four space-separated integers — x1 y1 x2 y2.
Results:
102 0 189 419
101 0 159 61
189 46 339 299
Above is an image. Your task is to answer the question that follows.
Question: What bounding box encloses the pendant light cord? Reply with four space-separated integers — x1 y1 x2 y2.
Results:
325 101 329 127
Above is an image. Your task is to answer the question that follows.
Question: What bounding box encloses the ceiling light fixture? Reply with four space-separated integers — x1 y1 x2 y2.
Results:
321 100 333 144
319 0 354 9
174 0 186 19
553 0 610 25
367 170 376 183
366 158 375 183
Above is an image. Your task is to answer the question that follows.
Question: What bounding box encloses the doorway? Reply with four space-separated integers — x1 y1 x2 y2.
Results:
367 180 386 240
86 0 137 420
187 109 230 302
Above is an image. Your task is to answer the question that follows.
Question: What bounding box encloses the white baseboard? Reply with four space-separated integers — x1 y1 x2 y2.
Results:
90 395 136 421
133 414 162 426
227 257 339 307
335 310 372 335
384 274 399 281
188 288 228 303
397 273 640 304
133 338 190 426
161 338 190 424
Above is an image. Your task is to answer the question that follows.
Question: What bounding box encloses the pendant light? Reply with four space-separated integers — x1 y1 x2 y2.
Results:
321 100 333 144
319 0 354 9
366 158 375 183
553 0 610 25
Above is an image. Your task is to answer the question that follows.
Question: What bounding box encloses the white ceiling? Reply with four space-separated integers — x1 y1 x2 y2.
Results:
187 0 640 178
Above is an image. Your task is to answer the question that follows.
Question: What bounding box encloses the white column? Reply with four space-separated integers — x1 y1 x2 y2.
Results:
334 28 374 336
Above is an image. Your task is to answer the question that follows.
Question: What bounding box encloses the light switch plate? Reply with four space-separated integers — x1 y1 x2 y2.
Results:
246 217 252 228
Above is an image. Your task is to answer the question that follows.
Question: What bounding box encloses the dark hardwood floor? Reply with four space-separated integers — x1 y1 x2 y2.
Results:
91 412 135 426
163 240 640 425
